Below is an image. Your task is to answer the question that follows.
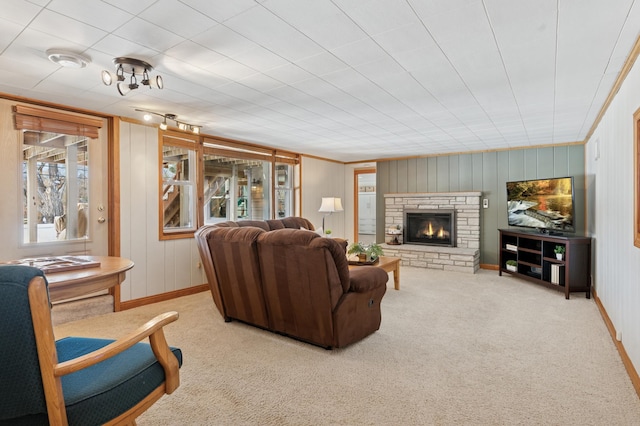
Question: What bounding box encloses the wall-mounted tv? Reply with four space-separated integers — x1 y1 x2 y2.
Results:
506 176 575 234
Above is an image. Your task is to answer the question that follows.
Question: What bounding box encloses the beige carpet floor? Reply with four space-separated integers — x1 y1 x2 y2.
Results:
54 267 640 425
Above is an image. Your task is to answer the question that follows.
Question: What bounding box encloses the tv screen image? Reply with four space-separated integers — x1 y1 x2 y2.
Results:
506 177 575 233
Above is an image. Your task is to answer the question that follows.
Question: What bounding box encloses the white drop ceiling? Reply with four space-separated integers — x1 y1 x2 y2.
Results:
1 0 639 162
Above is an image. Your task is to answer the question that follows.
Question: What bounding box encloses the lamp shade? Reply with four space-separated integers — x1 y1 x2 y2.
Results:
318 197 344 213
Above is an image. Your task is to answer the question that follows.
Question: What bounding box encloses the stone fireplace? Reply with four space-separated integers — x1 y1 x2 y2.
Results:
383 192 481 273
404 209 455 247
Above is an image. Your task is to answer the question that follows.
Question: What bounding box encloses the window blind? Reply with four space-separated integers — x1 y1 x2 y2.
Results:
14 105 103 138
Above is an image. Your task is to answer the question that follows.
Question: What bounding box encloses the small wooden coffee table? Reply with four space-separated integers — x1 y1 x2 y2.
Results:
349 256 400 290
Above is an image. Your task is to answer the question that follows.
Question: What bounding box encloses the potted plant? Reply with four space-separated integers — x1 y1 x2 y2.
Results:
325 229 332 237
554 245 565 260
347 242 384 262
506 259 517 272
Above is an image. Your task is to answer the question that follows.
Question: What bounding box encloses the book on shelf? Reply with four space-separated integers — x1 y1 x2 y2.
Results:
505 244 517 251
551 264 565 286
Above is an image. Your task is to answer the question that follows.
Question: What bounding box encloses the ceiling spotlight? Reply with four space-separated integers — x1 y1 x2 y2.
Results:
117 80 133 96
101 70 113 85
141 70 164 89
135 109 201 134
47 49 91 68
102 57 163 96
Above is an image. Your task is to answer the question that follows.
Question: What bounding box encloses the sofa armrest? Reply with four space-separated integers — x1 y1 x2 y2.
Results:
348 266 389 293
333 238 348 253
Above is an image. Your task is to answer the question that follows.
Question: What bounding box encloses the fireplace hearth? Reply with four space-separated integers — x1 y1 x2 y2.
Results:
404 209 456 247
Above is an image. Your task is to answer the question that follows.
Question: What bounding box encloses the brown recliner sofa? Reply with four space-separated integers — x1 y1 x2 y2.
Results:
195 217 388 348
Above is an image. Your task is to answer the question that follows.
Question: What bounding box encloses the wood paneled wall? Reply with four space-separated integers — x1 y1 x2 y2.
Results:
377 145 586 265
586 49 640 382
119 122 205 301
300 157 347 235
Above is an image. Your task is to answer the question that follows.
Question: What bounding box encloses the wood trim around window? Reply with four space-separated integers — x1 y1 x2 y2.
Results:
634 107 640 248
159 131 201 240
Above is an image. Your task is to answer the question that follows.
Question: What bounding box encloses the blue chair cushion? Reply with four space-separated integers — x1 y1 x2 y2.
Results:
2 337 183 425
58 337 183 426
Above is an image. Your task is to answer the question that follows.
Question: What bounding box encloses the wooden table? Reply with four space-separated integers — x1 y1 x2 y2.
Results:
349 256 401 290
45 256 134 310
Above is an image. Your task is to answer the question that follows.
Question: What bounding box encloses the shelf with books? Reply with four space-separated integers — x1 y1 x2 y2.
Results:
498 229 591 299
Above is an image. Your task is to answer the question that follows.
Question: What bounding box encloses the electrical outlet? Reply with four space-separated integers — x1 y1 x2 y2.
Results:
482 198 489 209
616 330 622 341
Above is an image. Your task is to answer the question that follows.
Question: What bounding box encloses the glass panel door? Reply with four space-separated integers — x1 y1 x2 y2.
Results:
22 131 90 243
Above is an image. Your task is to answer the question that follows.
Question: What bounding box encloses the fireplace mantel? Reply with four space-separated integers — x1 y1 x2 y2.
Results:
384 191 481 273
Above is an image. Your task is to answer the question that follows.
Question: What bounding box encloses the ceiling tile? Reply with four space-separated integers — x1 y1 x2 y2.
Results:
164 40 227 68
263 63 315 85
264 0 369 51
179 0 258 23
0 18 29 52
103 0 157 15
334 0 420 34
48 0 132 32
30 9 107 46
331 38 388 68
296 52 349 77
114 17 185 52
224 5 324 61
90 35 160 62
139 0 218 38
2 0 42 26
229 45 289 71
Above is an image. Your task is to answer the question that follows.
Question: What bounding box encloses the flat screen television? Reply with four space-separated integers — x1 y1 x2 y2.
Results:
506 176 575 234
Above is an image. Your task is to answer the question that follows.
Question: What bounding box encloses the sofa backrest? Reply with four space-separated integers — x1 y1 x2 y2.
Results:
277 216 315 230
195 225 269 328
211 217 315 232
256 228 350 347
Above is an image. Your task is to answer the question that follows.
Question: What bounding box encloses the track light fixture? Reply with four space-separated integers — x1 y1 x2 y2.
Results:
102 57 163 96
135 109 201 134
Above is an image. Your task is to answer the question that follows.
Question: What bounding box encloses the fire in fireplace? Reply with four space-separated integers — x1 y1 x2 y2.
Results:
404 209 456 247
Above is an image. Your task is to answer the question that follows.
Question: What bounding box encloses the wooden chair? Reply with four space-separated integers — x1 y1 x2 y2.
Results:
0 265 182 425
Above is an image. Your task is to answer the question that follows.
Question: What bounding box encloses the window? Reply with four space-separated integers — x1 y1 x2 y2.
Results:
22 131 90 243
275 163 293 218
15 105 102 245
160 133 198 239
202 144 271 223
161 134 300 235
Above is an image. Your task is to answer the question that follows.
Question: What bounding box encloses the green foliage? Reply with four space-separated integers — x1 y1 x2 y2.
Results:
554 245 565 254
506 260 517 266
347 242 384 260
347 242 366 255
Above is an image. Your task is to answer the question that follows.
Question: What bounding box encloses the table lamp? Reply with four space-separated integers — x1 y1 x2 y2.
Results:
318 197 344 233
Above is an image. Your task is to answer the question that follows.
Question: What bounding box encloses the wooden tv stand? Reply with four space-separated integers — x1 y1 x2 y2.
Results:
498 229 591 299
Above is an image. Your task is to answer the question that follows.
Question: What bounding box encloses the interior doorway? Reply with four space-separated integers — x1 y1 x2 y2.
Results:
354 169 376 244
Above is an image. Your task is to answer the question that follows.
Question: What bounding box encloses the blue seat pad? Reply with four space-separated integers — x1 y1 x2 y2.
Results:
57 337 182 426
